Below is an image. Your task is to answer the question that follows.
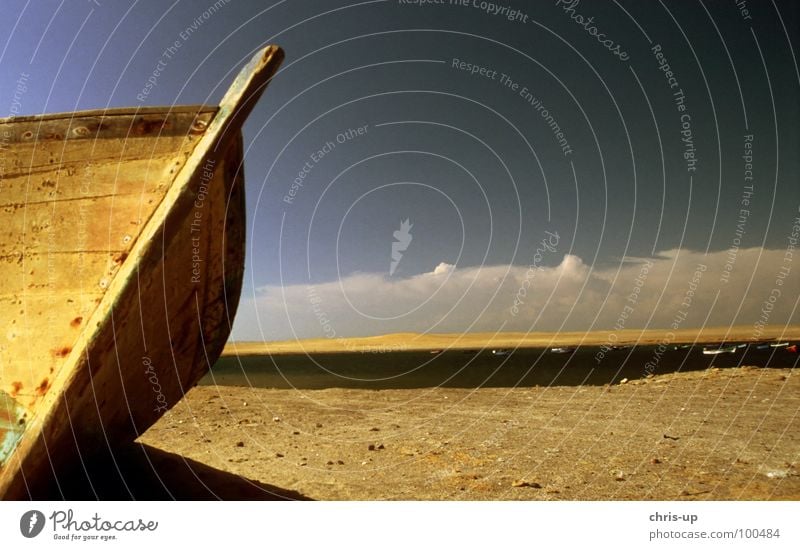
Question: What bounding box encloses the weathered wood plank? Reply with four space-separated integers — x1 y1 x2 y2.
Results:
1 293 102 402
0 155 191 205
0 193 164 255
1 135 201 178
0 251 118 294
0 108 215 143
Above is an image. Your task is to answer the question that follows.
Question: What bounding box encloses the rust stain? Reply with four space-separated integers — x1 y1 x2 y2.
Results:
134 118 169 135
10 382 22 397
35 378 50 396
70 316 83 328
113 252 128 265
53 346 72 358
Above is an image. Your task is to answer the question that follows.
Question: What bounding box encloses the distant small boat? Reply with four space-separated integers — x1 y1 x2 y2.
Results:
491 349 511 356
702 345 738 355
770 342 790 348
0 45 284 499
673 344 692 350
610 345 630 351
550 347 575 354
755 343 771 350
429 349 443 355
787 344 798 353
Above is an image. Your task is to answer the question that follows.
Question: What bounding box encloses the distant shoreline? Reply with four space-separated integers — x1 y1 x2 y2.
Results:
222 325 799 356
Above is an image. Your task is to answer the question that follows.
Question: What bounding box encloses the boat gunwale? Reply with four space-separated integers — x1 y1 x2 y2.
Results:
0 105 218 126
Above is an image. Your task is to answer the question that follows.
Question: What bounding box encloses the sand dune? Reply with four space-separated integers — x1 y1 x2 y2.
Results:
223 325 800 356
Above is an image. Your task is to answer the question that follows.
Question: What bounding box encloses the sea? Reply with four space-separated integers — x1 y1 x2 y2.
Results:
201 345 798 390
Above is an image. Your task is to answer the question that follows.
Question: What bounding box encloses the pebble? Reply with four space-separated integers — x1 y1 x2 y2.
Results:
651 458 662 464
272 416 281 422
619 378 629 385
370 427 380 431
368 444 376 451
511 480 542 488
235 441 244 447
292 430 300 435
337 460 345 465
326 460 334 465
275 452 284 458
316 423 323 428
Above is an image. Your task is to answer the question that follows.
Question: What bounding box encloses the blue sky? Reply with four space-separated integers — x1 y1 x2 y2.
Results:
2 1 798 340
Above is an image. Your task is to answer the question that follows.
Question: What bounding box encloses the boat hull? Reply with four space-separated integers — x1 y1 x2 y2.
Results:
0 122 246 499
0 45 283 498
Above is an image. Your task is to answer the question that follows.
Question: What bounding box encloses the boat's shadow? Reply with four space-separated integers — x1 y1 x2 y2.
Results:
31 443 311 500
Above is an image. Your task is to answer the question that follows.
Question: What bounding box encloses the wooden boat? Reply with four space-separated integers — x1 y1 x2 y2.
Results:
0 45 283 498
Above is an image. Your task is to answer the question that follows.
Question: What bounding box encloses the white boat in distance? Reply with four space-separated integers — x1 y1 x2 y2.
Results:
702 345 738 355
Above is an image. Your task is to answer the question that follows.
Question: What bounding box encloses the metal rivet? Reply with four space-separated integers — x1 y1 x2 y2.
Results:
122 235 132 244
99 279 108 289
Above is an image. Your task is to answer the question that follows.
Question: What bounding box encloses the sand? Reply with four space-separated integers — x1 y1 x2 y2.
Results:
222 325 800 355
140 366 800 500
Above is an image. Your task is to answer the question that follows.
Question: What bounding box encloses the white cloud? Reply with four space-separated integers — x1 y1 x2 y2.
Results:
232 247 798 341
433 262 455 276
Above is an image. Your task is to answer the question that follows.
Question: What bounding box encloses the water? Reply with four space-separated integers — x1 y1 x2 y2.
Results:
202 345 798 390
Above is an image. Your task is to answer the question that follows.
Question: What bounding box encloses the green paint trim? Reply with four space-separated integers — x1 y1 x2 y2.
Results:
0 392 26 467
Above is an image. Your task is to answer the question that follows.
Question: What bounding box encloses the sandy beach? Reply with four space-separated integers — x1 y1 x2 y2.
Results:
140 365 800 500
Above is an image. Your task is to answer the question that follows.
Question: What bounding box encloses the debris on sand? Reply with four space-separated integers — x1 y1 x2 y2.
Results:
511 480 542 488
